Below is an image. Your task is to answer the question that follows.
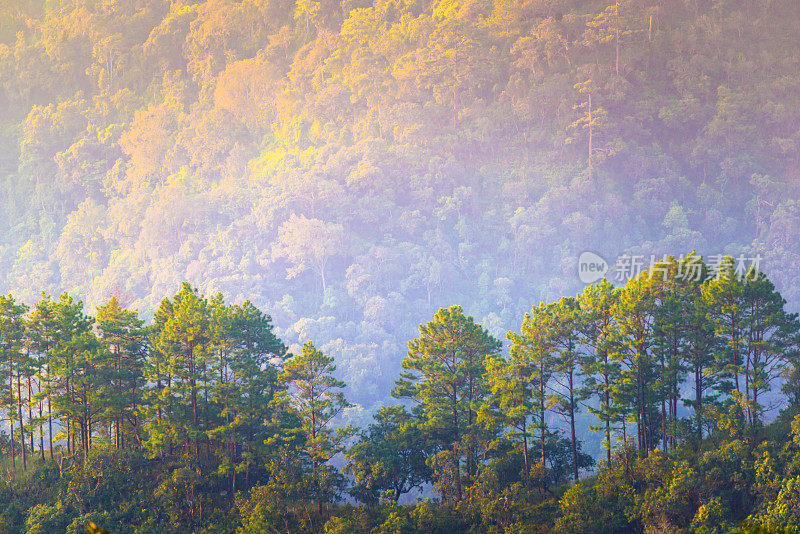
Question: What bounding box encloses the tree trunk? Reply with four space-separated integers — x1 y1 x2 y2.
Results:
38 394 44 461
569 375 578 482
452 399 462 501
661 357 667 453
603 349 611 463
27 377 34 455
17 363 26 471
539 363 546 495
9 353 16 473
47 364 53 461
522 415 529 480
695 363 703 442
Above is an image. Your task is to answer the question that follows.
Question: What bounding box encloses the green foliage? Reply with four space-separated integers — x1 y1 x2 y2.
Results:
4 0 800 446
85 523 112 534
345 406 431 504
24 501 69 534
393 305 500 501
281 342 354 513
0 264 798 532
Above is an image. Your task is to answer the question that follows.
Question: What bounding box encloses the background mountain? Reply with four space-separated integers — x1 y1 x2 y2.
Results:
1 0 799 419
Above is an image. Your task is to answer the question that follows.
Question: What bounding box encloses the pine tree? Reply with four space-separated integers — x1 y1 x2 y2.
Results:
648 256 688 453
741 267 800 426
506 302 556 493
96 296 147 450
393 305 500 501
704 256 749 421
46 293 97 460
549 297 586 482
280 341 352 514
577 279 619 462
27 294 59 461
0 295 28 472
209 298 286 491
677 253 718 443
610 274 658 453
483 344 536 484
148 283 211 460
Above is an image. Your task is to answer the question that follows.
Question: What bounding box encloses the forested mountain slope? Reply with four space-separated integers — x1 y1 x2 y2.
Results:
1 0 799 411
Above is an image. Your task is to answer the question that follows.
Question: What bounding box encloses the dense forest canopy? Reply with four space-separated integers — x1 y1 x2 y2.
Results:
2 0 800 418
1 255 800 533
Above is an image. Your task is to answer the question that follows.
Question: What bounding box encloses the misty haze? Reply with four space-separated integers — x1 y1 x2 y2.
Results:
0 0 800 532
